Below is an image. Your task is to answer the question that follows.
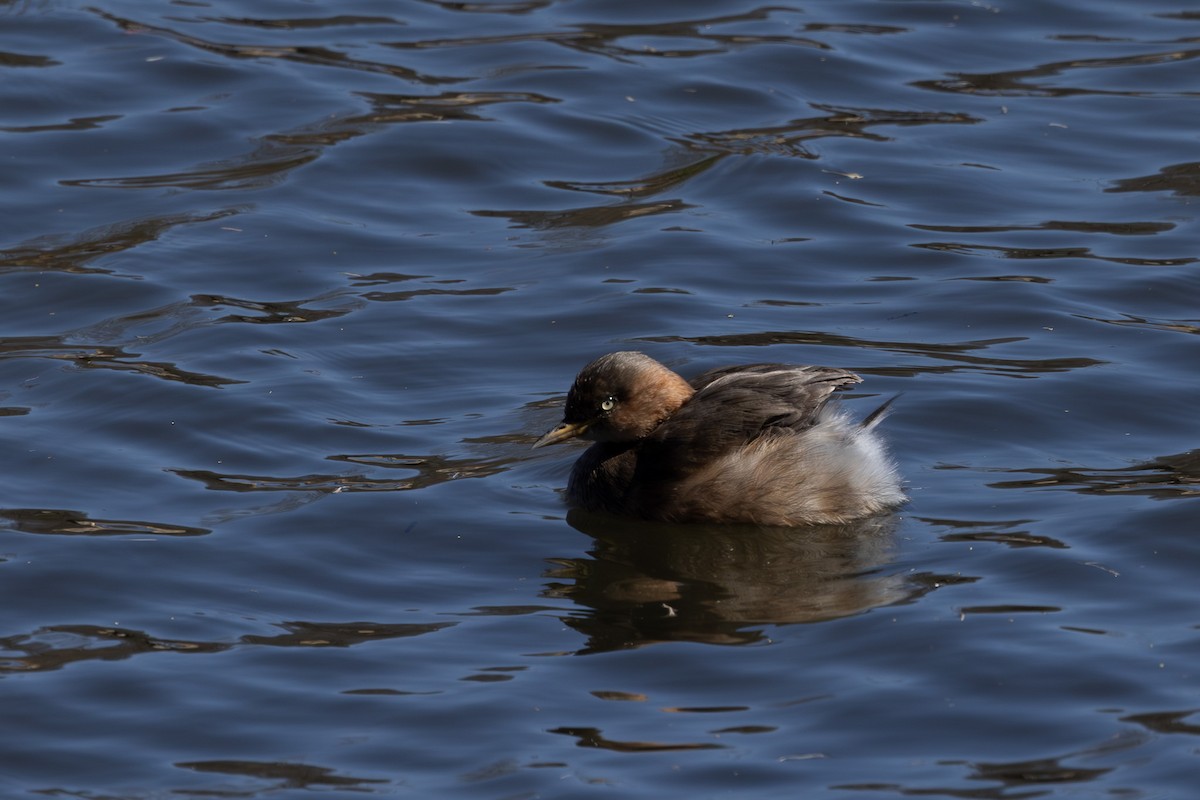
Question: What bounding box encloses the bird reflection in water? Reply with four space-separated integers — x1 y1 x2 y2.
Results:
543 509 913 653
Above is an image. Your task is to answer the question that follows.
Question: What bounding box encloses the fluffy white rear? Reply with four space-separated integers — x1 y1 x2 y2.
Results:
670 405 904 526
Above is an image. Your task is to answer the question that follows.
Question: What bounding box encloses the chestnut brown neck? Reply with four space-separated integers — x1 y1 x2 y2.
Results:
610 360 694 440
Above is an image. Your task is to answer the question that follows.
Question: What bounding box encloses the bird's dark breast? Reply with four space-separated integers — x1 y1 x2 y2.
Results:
566 438 738 524
566 442 639 516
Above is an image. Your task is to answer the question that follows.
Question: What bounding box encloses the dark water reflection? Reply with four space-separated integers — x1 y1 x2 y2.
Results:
988 448 1200 499
0 619 454 674
0 507 210 537
643 330 1107 377
176 760 388 793
1108 161 1200 196
548 511 918 651
0 208 242 276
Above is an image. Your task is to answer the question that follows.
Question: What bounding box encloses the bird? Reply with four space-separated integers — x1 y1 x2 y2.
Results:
533 351 904 526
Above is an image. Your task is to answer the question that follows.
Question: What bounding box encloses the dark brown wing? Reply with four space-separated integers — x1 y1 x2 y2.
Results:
688 362 852 390
635 364 861 486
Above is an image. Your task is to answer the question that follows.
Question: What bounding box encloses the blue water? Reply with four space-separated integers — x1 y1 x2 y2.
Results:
2 0 1198 796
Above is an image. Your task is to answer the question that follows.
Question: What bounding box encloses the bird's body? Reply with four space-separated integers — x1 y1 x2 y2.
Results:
534 352 904 526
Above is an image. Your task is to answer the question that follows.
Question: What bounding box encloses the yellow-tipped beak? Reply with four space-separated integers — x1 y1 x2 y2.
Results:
532 420 590 449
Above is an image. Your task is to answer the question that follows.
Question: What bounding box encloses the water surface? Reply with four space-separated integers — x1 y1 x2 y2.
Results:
2 0 1198 797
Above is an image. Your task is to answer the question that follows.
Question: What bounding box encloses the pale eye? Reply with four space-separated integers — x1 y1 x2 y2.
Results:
600 397 616 412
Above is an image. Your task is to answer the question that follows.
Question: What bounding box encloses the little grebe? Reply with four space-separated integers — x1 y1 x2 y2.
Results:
534 351 904 526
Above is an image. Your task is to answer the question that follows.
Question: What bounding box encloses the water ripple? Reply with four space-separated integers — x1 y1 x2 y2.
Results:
912 241 1197 267
0 334 243 387
639 332 1105 377
987 450 1200 499
914 45 1200 98
173 452 507 493
681 105 980 158
175 760 389 792
0 208 242 277
2 1 1198 796
0 507 209 537
1106 162 1200 196
0 620 455 674
92 8 465 83
384 6 827 62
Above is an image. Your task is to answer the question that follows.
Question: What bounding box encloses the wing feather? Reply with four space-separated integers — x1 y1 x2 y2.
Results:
635 364 861 487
